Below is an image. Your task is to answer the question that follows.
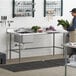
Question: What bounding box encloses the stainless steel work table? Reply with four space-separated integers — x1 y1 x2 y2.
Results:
7 29 67 62
64 43 76 76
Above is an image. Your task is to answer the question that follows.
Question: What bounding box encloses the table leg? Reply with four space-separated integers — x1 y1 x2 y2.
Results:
53 33 55 56
9 34 12 59
19 36 21 63
64 46 67 76
63 33 65 56
19 42 21 63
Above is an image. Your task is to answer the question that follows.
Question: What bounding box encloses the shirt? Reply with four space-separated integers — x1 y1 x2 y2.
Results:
67 17 76 31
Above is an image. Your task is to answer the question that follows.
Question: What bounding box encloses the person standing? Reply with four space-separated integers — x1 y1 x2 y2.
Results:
67 8 76 31
67 8 76 59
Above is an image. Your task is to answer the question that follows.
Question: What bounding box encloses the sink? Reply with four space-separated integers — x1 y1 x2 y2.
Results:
14 28 34 43
15 28 33 34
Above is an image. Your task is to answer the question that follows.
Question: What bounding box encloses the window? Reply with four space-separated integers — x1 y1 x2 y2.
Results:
44 0 63 17
12 0 35 18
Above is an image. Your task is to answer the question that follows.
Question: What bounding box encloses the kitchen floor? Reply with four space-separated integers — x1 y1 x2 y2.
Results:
0 54 76 76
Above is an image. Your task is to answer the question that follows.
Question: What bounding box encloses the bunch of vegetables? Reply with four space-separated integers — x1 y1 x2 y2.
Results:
31 26 41 32
57 19 70 30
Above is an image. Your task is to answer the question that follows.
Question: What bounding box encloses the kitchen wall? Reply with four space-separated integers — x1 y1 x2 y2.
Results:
0 0 75 59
